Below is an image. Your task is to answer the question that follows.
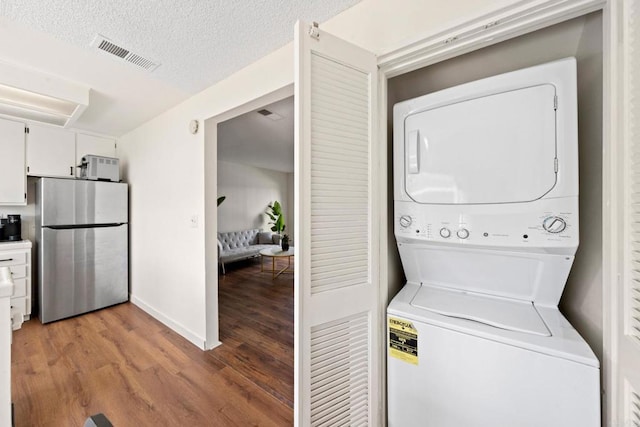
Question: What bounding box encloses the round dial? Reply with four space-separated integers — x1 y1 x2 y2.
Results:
543 216 567 233
457 228 469 239
439 227 451 238
399 215 412 228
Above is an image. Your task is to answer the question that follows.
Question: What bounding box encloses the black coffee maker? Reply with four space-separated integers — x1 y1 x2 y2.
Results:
2 214 22 241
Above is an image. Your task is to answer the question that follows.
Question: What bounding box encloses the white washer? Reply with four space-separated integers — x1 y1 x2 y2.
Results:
388 58 600 426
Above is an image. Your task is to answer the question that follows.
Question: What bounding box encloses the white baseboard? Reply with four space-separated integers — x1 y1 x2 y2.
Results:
130 294 206 350
205 339 222 350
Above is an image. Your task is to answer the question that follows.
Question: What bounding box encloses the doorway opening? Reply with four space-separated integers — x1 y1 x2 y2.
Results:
203 86 295 419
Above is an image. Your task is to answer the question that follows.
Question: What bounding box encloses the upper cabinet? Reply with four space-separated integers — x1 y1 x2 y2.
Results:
75 134 116 177
0 118 26 206
0 121 119 204
26 124 75 178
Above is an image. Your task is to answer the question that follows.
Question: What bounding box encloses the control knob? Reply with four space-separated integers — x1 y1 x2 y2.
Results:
542 216 567 234
457 228 469 239
439 228 451 238
399 215 413 228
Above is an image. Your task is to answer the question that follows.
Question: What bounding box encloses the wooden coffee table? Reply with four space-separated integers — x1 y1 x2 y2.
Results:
259 247 294 279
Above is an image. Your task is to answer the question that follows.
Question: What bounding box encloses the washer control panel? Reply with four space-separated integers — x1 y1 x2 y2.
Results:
394 199 578 248
456 228 470 239
542 216 567 233
399 215 413 228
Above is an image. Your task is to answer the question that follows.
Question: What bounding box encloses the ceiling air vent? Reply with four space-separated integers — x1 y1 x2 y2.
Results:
257 109 283 121
91 35 160 72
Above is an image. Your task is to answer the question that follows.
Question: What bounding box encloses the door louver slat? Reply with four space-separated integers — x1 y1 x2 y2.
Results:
629 386 640 426
310 312 369 426
311 358 369 388
310 52 370 296
631 285 640 342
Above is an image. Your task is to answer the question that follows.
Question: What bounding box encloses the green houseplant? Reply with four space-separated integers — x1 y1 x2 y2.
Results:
266 201 286 235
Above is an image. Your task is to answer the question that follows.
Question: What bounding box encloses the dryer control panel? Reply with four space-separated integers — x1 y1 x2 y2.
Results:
394 198 578 250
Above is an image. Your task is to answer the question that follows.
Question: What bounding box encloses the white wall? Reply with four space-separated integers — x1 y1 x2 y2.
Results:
217 160 290 233
0 178 36 244
560 12 603 359
117 0 523 348
117 46 293 348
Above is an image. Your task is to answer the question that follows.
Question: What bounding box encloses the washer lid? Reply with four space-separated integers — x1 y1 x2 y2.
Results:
410 286 551 337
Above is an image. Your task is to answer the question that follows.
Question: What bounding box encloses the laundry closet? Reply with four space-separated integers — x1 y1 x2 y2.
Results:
385 11 604 366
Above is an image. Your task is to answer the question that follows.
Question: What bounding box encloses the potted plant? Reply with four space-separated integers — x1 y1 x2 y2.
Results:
281 234 290 251
266 201 286 235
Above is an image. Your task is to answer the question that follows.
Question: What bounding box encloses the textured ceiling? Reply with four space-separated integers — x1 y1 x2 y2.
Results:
1 0 361 94
218 96 293 173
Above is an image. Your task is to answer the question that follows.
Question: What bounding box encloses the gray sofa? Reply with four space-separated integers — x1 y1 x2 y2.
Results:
217 229 281 274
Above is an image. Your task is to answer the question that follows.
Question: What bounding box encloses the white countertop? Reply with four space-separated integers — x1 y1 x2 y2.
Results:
0 239 32 250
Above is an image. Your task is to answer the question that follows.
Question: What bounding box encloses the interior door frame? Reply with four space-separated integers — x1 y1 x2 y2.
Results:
375 0 618 424
203 84 294 349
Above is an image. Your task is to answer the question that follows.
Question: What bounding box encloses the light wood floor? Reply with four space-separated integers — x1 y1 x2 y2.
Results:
11 258 294 426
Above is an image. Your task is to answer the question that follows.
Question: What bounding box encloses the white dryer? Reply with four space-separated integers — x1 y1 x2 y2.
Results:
388 58 600 427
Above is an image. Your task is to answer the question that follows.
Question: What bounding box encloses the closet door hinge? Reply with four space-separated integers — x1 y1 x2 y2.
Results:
309 22 320 40
24 127 29 134
553 95 558 110
554 158 558 173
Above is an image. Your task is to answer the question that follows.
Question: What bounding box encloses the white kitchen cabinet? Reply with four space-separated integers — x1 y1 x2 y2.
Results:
75 133 117 177
0 268 12 427
26 124 75 178
0 240 32 328
0 117 26 206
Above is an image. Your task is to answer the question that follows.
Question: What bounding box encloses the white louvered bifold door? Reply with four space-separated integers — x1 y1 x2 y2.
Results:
294 21 380 427
621 0 640 424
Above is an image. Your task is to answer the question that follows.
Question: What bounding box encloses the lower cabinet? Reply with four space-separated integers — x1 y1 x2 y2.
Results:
0 241 32 329
0 277 11 427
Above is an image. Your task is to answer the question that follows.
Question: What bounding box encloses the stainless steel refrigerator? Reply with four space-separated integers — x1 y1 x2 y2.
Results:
36 178 128 323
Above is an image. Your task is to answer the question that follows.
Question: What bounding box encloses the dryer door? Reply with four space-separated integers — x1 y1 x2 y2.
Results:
404 84 557 204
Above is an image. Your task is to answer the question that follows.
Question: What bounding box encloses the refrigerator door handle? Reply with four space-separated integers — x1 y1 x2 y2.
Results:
45 223 127 230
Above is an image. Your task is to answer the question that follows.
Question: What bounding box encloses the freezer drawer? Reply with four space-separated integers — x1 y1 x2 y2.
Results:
39 224 128 323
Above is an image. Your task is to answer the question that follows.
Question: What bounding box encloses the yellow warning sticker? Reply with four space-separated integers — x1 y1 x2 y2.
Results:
388 317 418 365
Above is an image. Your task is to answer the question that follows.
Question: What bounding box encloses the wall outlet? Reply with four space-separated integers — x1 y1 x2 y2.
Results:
190 215 198 228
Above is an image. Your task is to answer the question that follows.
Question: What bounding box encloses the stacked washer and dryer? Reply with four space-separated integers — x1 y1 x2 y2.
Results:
387 58 600 426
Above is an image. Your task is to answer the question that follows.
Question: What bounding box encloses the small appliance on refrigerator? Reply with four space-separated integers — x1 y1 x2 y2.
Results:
36 177 128 323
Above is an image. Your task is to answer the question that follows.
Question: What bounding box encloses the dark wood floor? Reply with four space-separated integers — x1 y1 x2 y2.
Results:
11 257 294 426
